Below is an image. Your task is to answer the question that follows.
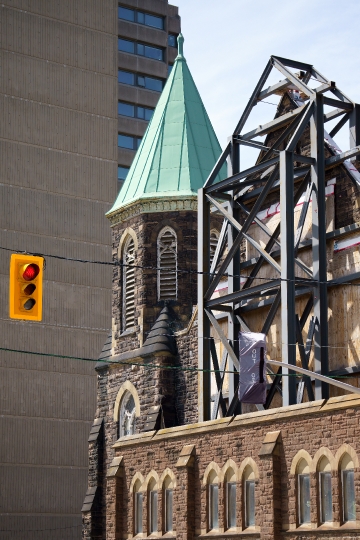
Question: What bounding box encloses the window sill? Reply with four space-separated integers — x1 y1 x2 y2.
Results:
198 530 260 538
119 327 137 337
285 522 360 533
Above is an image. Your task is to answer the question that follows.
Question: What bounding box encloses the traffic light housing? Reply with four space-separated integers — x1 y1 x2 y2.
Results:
9 254 44 321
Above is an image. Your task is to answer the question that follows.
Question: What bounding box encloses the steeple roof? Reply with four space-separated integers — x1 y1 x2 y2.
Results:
107 34 226 216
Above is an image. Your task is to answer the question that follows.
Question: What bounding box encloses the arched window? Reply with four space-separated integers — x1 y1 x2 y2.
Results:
208 470 219 530
340 454 356 522
210 229 220 268
243 466 255 528
318 457 332 523
225 468 236 529
134 480 143 535
119 391 136 438
123 236 135 329
157 227 177 301
148 478 158 534
297 459 311 524
163 475 174 533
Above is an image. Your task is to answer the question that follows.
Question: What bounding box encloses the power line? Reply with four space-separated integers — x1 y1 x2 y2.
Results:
0 346 357 378
1 244 360 288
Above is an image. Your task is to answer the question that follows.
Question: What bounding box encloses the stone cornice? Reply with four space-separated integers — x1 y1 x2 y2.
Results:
107 196 198 226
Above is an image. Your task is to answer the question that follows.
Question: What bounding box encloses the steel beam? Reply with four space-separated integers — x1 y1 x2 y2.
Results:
349 104 360 160
198 188 211 421
241 106 306 141
323 96 353 111
204 142 231 188
280 150 297 406
311 94 329 399
272 57 314 98
257 78 291 100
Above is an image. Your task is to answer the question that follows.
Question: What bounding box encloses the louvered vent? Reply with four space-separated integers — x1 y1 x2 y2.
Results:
123 238 135 329
158 228 177 301
210 230 220 268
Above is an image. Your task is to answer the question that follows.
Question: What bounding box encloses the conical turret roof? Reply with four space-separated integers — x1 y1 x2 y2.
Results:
107 34 226 216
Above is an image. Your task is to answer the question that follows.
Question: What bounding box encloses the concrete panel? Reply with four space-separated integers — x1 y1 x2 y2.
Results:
0 95 117 160
1 50 117 118
0 464 89 513
0 327 105 373
0 230 112 288
0 366 96 419
118 51 167 78
2 0 117 33
118 83 160 108
0 274 111 328
118 116 149 137
119 20 168 47
0 141 117 202
0 416 92 466
118 147 137 166
0 6 117 75
0 515 82 540
0 184 112 243
121 0 175 17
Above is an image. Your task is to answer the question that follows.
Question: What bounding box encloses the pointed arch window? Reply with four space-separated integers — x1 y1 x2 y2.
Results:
243 466 255 528
340 454 356 522
119 391 136 437
157 227 177 301
134 480 143 535
318 457 332 523
123 236 135 329
208 470 219 530
297 459 311 524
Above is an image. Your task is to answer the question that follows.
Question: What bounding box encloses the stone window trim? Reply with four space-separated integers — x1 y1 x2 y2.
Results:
113 380 140 427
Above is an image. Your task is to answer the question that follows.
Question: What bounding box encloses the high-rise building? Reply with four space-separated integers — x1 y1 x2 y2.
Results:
0 2 118 538
117 1 181 191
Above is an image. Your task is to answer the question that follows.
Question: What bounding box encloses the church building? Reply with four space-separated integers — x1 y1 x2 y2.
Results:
82 37 360 540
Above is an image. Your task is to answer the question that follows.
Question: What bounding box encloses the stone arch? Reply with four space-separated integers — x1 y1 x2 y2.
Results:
144 470 160 491
118 227 138 257
159 468 177 489
113 380 140 422
335 444 359 470
203 461 222 485
311 447 336 473
290 449 313 475
130 471 145 493
222 459 238 482
238 457 259 482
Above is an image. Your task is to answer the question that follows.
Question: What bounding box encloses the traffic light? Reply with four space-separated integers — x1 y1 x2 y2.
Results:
9 254 44 321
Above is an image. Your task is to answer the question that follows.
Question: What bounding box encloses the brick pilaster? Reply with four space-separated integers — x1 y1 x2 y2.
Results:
175 444 196 540
258 430 282 540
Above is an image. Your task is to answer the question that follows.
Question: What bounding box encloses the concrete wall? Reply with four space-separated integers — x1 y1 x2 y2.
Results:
0 1 118 538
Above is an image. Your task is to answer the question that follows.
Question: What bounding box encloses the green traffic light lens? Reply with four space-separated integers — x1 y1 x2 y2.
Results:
23 298 36 310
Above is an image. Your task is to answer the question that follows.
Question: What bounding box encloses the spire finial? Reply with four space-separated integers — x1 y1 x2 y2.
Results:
177 33 184 58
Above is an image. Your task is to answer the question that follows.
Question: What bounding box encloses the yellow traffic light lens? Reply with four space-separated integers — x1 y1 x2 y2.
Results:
23 298 36 310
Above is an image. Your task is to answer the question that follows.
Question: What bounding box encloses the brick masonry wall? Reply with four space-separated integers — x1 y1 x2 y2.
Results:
105 395 360 540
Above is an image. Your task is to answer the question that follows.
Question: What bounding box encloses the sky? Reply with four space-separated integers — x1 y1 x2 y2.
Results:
175 0 360 167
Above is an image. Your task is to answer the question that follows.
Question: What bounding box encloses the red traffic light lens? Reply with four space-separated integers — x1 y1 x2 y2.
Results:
22 264 40 281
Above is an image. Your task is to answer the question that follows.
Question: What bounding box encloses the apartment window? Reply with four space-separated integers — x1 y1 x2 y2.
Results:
118 166 129 181
118 70 164 92
297 459 311 525
341 454 356 522
123 236 135 329
318 457 332 524
148 480 158 534
157 227 177 301
244 466 255 528
118 38 164 61
118 101 154 121
168 64 173 76
225 468 236 529
118 134 142 151
118 6 164 30
134 481 143 535
168 34 177 47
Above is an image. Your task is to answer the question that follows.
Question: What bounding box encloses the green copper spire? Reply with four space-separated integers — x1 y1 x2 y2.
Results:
107 34 226 216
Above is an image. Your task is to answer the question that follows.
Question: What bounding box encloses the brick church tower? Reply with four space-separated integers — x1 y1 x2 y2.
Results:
82 35 225 534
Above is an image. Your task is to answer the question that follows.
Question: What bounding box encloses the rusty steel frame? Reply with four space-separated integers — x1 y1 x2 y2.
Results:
198 55 360 422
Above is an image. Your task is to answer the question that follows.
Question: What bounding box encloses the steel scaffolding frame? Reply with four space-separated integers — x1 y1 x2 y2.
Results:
198 56 360 422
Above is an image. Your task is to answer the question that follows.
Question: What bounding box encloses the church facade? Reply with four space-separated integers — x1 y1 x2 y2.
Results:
82 38 360 540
